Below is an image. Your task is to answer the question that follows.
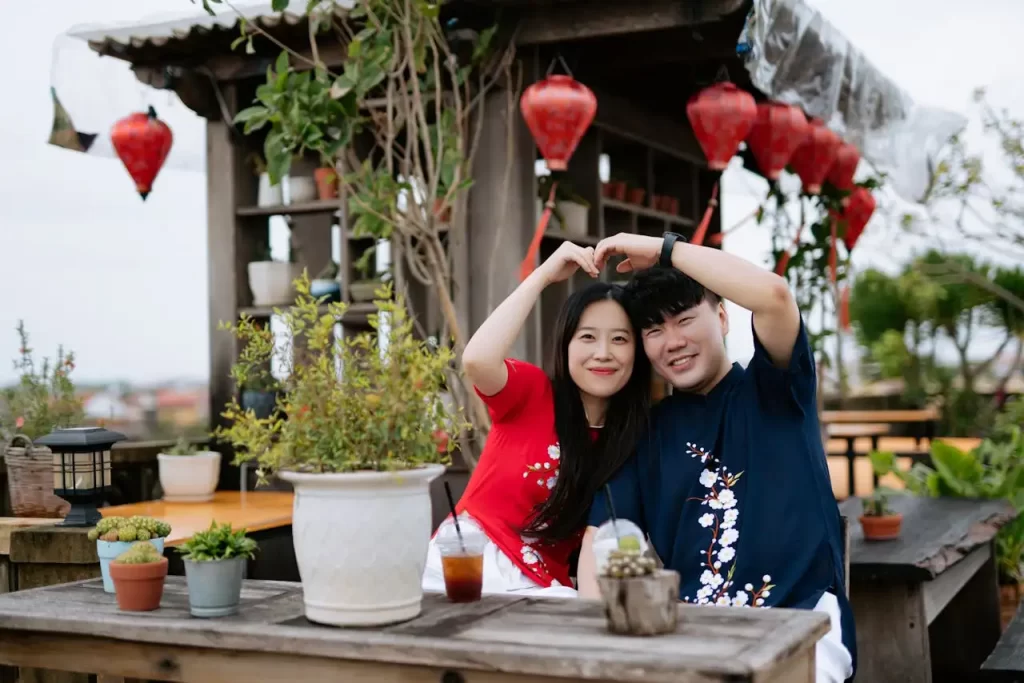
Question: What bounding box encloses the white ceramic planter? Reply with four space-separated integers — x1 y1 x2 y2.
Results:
257 172 284 207
280 464 445 627
556 201 589 237
289 176 317 203
157 451 221 503
248 261 303 307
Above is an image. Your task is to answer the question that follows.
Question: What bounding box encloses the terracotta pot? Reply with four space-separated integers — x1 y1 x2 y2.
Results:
1001 583 1022 631
110 557 168 611
604 181 626 202
433 199 452 223
314 167 339 200
626 187 646 205
859 513 902 541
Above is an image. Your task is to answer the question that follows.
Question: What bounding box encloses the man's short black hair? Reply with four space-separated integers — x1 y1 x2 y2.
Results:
624 267 721 330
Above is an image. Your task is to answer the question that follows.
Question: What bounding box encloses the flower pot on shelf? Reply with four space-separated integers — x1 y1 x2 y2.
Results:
556 201 589 237
157 443 221 503
281 465 445 626
603 181 626 201
310 279 341 303
1001 583 1022 631
257 172 284 207
859 513 902 541
241 389 279 419
247 261 303 307
110 542 168 612
349 280 382 303
288 176 317 204
313 167 339 200
626 187 646 206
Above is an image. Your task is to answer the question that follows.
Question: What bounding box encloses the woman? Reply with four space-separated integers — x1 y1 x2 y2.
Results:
422 241 651 597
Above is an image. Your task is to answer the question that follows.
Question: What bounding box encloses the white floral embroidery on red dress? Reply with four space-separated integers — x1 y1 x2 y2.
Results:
522 443 561 490
682 442 774 607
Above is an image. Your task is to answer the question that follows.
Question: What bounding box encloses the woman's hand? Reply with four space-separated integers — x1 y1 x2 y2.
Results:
539 241 600 284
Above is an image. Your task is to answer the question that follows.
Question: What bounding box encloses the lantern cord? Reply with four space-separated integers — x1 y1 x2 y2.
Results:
689 181 720 246
708 205 760 246
519 182 559 281
545 53 575 78
829 218 838 283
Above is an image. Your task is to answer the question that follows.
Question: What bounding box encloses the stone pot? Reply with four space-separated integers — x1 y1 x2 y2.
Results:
597 569 680 636
110 557 168 612
184 556 247 618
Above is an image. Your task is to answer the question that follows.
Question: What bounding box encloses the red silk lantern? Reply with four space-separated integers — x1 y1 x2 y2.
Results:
840 187 876 250
746 102 809 180
686 82 757 170
111 106 173 200
788 119 841 194
520 75 597 171
827 141 861 191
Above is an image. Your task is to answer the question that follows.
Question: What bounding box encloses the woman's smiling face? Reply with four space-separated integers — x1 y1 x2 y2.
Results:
567 298 636 399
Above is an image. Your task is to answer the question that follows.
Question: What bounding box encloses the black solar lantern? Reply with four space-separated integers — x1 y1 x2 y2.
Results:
36 427 126 527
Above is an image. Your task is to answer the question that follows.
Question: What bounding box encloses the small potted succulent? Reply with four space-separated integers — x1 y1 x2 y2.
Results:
88 515 172 593
109 541 169 612
859 488 903 541
594 518 679 636
177 521 259 618
157 436 221 503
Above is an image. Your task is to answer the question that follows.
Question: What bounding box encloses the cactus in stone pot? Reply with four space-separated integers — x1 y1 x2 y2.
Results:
601 548 658 579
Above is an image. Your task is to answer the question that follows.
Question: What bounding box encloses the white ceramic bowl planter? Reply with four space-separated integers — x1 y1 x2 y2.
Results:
247 262 303 307
157 450 221 502
556 201 589 237
280 464 445 627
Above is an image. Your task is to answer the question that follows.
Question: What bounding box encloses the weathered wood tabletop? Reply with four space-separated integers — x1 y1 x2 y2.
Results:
0 576 829 683
983 599 1024 680
839 495 1016 683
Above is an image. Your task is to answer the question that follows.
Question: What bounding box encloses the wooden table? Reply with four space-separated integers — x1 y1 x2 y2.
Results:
823 408 939 446
0 577 830 683
839 495 1016 683
828 423 890 497
100 491 294 546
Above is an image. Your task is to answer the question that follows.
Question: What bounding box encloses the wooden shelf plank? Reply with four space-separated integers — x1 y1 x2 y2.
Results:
236 200 341 217
237 302 377 323
543 229 599 246
602 197 695 228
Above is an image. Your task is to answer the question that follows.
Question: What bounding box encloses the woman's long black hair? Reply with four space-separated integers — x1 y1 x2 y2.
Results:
521 282 651 543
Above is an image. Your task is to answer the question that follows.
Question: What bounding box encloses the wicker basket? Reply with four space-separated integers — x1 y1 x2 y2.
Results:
3 435 69 518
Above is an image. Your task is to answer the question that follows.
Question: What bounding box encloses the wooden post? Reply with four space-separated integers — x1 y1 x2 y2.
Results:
9 524 99 683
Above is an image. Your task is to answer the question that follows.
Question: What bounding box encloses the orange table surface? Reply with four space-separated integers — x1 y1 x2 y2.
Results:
100 491 294 546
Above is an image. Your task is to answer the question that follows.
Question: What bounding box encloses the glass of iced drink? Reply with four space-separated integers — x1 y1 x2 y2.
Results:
435 515 487 603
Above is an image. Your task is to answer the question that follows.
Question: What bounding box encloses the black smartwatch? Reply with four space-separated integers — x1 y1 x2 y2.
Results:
660 232 685 268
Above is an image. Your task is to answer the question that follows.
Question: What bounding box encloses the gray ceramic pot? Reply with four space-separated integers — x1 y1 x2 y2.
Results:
183 556 246 618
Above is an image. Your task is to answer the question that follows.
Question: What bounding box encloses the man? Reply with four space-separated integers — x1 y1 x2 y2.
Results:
577 232 855 683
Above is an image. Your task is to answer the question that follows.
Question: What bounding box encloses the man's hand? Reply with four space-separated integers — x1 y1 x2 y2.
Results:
594 233 664 273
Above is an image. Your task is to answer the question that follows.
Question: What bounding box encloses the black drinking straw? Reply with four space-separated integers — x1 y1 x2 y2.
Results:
443 481 467 553
603 483 620 542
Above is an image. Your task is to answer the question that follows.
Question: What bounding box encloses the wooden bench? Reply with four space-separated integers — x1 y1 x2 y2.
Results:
983 600 1024 680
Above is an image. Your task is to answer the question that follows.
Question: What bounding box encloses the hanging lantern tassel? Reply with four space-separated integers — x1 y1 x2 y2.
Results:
690 182 720 246
839 285 851 331
708 204 761 246
110 106 174 200
829 218 838 284
519 74 597 280
774 221 806 276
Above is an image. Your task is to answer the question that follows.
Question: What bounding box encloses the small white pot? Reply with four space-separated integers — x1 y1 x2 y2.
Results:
280 464 445 627
556 201 589 237
248 261 303 307
257 172 284 207
289 176 318 204
157 451 221 503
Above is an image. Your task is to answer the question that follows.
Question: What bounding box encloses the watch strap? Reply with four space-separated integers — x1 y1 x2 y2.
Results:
660 232 684 268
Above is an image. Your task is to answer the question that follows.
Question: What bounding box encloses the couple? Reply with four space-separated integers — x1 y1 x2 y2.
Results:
421 232 855 683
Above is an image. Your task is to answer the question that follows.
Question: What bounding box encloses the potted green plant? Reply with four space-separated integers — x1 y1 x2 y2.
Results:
0 321 84 518
536 176 590 238
239 370 281 421
177 521 259 618
109 541 168 612
88 515 172 593
349 244 391 303
215 273 463 626
156 436 221 503
859 487 903 541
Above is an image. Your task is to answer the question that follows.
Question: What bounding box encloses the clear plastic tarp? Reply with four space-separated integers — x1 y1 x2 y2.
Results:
738 0 966 202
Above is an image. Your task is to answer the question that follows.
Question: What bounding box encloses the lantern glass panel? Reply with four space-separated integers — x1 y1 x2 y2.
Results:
52 450 112 493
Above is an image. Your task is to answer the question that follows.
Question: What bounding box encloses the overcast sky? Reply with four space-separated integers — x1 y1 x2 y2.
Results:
0 0 1020 386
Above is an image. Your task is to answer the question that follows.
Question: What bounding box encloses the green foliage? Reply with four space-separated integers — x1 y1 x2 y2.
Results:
177 521 258 562
114 541 163 565
0 321 84 442
87 516 172 542
164 435 200 456
862 487 898 517
871 431 1024 581
214 272 466 481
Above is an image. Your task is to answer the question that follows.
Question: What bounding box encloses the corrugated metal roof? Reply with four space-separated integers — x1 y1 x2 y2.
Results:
67 2 350 63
